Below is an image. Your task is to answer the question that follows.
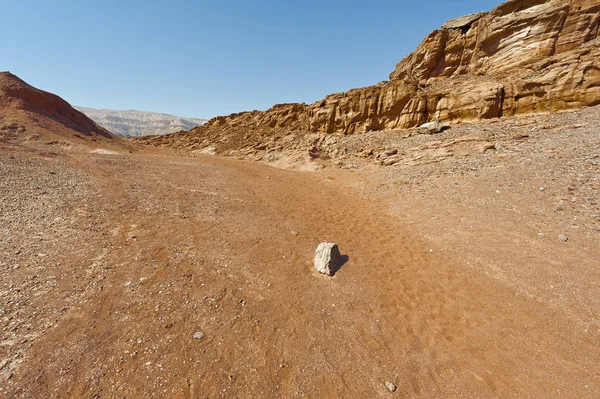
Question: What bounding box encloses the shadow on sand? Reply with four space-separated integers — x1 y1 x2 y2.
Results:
330 254 349 276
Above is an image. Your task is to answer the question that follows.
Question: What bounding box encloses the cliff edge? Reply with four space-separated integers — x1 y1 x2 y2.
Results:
138 0 600 151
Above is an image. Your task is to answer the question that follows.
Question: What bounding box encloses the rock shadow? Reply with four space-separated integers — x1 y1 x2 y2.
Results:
330 254 349 276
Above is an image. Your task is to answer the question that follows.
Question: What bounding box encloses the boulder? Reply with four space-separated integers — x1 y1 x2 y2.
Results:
418 121 451 134
314 243 340 276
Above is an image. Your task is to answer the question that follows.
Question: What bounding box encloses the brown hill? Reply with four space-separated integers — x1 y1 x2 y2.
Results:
138 0 600 151
0 72 114 142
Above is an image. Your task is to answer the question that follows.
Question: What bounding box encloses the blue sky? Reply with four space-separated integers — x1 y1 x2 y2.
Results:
2 0 501 118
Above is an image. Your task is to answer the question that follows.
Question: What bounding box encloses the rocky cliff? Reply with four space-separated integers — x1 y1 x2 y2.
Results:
75 107 207 137
138 0 600 151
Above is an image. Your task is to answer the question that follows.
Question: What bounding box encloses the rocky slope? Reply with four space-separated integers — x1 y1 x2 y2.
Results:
76 107 207 137
0 72 114 142
138 0 600 152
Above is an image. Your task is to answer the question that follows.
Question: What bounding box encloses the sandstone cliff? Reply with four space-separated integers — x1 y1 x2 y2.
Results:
139 0 600 149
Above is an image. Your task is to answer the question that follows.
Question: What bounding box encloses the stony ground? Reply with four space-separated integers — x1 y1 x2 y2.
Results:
0 106 599 398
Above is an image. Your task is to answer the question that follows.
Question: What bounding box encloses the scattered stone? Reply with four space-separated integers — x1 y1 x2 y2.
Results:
254 143 268 151
193 331 205 340
383 149 398 156
309 147 329 160
385 381 397 392
314 242 341 276
538 233 545 238
513 132 530 140
198 146 217 155
418 121 451 134
383 157 399 166
359 149 374 157
14 250 21 255
539 187 545 192
479 142 496 152
291 231 298 236
0 372 13 382
558 234 569 242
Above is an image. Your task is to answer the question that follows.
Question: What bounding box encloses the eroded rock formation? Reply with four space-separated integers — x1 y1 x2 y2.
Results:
140 0 600 148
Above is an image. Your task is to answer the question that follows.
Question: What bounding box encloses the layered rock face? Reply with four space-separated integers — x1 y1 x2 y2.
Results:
187 0 600 138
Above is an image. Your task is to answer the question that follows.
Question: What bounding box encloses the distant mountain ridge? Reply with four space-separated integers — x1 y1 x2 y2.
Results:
76 107 207 137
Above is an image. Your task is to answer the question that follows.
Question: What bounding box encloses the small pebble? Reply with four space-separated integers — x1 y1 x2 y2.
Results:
385 381 397 392
538 233 545 238
558 234 569 242
193 331 205 340
539 187 545 192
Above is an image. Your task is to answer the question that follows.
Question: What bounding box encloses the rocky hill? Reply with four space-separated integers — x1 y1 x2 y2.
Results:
0 72 114 142
75 107 207 137
138 0 600 152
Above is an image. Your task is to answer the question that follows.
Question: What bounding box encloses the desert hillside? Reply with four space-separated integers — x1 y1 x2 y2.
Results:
0 72 114 142
75 107 207 137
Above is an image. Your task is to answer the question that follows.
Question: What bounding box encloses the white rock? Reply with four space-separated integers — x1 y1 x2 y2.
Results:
418 121 451 134
314 243 340 276
385 381 397 392
558 234 569 242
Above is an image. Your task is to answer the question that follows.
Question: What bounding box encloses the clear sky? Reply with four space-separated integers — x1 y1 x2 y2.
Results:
1 0 501 119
